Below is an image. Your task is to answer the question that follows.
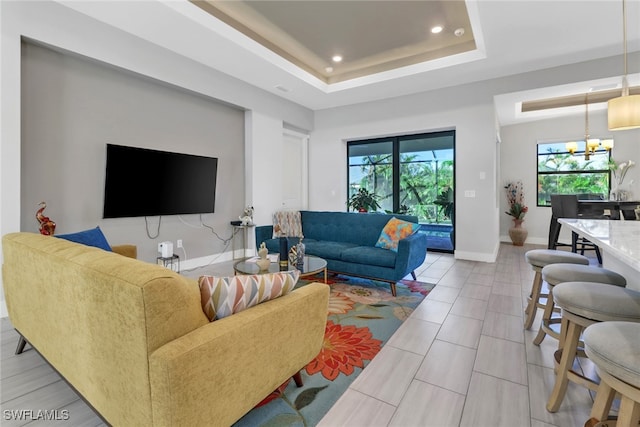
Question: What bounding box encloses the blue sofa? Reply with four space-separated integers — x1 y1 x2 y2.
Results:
255 211 428 296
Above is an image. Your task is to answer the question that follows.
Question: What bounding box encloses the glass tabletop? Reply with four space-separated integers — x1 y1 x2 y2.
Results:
234 255 327 277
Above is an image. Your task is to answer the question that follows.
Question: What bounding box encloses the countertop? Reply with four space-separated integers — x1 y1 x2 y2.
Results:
558 218 640 273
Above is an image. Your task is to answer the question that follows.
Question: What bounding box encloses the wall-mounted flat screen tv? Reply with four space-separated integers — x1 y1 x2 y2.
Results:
103 144 218 218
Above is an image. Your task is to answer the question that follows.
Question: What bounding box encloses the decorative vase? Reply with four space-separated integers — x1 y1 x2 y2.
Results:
256 242 270 270
258 242 268 259
509 219 528 246
295 238 305 267
288 245 298 265
256 258 270 270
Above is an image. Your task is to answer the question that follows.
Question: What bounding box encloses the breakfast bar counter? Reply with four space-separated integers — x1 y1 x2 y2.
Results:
558 218 640 291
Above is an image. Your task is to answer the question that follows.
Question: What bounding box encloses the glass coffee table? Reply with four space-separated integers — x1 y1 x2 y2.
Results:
234 255 327 283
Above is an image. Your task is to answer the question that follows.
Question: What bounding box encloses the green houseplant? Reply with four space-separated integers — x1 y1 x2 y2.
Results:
347 188 381 212
434 187 454 221
434 187 454 246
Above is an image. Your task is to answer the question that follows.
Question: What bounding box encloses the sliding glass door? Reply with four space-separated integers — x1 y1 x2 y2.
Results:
348 131 455 252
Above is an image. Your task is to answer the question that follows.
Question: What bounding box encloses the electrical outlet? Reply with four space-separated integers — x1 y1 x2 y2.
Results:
177 239 183 248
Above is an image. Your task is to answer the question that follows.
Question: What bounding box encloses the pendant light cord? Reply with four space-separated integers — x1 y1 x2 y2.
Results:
621 0 629 96
585 93 589 138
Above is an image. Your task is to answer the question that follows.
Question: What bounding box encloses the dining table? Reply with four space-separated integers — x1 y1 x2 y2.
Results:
558 218 640 291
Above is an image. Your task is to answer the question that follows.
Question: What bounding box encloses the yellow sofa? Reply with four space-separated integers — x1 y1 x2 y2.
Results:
2 232 329 426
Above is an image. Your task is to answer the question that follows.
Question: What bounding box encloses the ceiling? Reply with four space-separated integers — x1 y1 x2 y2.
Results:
190 1 476 85
61 0 640 125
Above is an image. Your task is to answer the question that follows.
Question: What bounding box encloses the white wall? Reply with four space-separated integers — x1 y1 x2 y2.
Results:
21 41 247 262
309 56 640 262
0 0 313 317
311 86 501 262
500 111 640 245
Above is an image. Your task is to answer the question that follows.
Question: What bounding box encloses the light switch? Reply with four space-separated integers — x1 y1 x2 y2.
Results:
464 190 476 198
479 172 486 180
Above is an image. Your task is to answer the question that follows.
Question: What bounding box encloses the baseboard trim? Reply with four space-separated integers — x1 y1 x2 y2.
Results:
178 249 255 273
454 249 498 263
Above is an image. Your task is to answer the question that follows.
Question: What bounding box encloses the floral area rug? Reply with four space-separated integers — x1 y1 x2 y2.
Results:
233 273 435 427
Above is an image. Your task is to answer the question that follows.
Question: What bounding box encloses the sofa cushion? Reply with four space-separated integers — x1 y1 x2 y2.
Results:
300 211 419 247
340 246 396 268
303 240 358 260
375 217 421 252
56 226 112 251
198 270 300 321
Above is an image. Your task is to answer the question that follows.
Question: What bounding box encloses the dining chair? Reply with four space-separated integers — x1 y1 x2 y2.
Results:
548 194 602 264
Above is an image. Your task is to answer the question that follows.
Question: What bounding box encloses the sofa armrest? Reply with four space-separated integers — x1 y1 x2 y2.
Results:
149 282 329 427
112 244 137 259
394 232 428 273
255 225 274 248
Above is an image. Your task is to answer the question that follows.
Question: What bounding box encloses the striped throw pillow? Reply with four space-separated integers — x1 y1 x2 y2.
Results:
198 270 300 321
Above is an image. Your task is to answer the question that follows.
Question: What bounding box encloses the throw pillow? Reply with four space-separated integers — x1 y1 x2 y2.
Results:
198 270 300 321
56 226 112 252
375 217 421 252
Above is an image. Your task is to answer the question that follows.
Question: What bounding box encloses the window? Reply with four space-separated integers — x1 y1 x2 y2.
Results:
537 140 611 206
347 131 455 223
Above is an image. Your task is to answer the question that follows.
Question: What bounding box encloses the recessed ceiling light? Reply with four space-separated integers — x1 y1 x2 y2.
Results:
431 26 443 34
454 28 465 37
332 55 343 63
325 66 334 73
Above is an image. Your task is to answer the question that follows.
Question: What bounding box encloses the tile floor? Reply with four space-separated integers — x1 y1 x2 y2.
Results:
186 242 603 427
1 242 607 426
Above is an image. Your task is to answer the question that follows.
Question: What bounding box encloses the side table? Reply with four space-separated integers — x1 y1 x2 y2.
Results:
231 224 255 259
157 254 180 273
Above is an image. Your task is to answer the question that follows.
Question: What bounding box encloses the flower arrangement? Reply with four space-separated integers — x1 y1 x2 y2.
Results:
608 158 635 188
505 181 528 220
609 158 635 201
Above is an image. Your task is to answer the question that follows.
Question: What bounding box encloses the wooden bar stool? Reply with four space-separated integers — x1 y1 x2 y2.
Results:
584 322 640 427
546 282 640 413
523 249 589 330
533 263 626 345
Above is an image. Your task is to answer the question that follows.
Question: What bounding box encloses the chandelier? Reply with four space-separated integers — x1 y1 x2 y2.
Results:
566 93 614 160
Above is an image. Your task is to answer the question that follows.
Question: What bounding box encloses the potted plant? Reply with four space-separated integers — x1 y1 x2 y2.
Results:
505 181 528 246
347 188 381 212
434 187 454 246
434 187 454 221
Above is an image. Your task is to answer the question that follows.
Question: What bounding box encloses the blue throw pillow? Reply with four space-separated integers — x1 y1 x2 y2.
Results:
57 226 112 252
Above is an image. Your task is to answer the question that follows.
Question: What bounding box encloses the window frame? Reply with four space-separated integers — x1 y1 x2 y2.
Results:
536 140 612 207
346 130 455 220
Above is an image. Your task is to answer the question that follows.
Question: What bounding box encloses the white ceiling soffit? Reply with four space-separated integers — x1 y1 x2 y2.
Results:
189 0 481 85
56 0 640 119
496 74 640 126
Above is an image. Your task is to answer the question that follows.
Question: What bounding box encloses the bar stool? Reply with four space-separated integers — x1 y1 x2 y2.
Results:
584 322 640 427
533 263 626 345
523 249 589 330
546 282 640 413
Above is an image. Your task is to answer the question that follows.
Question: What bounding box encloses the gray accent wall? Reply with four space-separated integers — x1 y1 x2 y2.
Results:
21 41 245 263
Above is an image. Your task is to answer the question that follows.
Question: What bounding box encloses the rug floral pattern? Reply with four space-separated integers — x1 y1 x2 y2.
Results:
233 274 435 427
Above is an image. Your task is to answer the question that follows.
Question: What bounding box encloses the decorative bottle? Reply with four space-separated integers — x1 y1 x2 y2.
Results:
279 236 288 270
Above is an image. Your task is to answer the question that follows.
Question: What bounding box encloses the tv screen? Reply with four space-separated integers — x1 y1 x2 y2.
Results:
103 144 218 218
